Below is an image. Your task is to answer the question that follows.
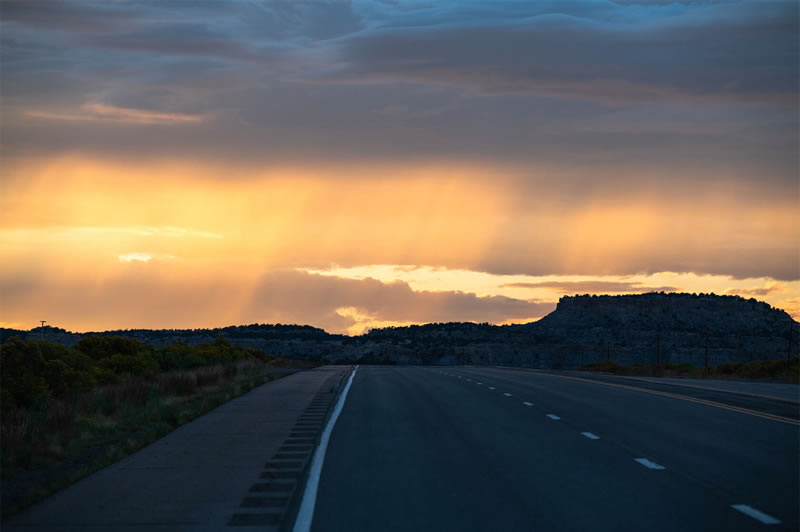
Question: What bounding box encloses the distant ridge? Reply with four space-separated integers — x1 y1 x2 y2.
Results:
2 293 797 368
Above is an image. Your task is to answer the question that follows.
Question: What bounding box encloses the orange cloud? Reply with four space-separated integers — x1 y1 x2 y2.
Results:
724 283 784 297
501 281 678 293
1 155 799 332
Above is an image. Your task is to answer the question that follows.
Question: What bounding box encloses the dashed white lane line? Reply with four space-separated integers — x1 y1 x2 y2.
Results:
503 392 513 397
634 458 665 470
488 386 496 390
523 402 534 407
581 432 600 440
731 505 782 525
476 382 483 385
546 414 561 420
466 379 472 382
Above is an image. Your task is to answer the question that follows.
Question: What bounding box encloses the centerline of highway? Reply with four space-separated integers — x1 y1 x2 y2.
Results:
431 367 785 527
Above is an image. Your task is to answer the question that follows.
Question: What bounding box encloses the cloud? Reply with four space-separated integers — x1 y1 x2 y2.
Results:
118 252 176 263
84 22 271 63
118 252 152 263
244 270 554 333
0 0 142 33
501 281 678 293
328 4 798 104
723 283 784 297
610 0 733 4
781 297 800 320
24 103 206 125
1 1 796 180
0 268 554 334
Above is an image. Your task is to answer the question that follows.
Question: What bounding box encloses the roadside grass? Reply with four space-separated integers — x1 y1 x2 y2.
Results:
581 357 799 383
0 360 305 519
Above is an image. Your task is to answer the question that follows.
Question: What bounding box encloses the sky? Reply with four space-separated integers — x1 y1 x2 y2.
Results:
1 0 798 335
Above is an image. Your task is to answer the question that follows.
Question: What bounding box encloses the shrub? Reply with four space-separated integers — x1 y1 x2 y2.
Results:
98 354 158 376
717 362 740 375
584 361 622 373
117 379 156 407
0 337 50 408
196 366 225 387
0 409 28 464
93 367 119 386
43 399 76 436
158 373 197 396
75 336 147 361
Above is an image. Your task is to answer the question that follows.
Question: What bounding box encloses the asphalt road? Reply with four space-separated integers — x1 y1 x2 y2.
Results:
312 366 799 532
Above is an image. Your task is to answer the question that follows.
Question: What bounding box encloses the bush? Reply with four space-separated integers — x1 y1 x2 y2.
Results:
158 373 197 396
196 367 225 387
717 362 740 375
584 361 622 373
98 354 158 376
1 337 49 409
75 336 147 361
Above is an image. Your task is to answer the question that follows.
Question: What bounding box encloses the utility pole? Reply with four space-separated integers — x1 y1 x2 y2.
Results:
704 331 709 375
607 342 611 363
789 319 794 364
40 320 46 340
580 345 584 369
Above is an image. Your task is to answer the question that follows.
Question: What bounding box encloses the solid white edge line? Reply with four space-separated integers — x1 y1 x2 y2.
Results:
731 504 782 525
581 432 600 440
634 458 665 470
546 414 560 420
523 402 534 406
292 366 358 532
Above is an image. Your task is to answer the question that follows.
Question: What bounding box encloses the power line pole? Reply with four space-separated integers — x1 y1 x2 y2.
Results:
789 319 794 364
40 320 46 340
704 331 710 376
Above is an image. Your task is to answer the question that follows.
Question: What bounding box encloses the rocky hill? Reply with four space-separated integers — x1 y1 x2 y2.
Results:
2 293 797 368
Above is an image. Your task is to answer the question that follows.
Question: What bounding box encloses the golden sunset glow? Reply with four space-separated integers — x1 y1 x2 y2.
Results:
2 154 798 334
2 1 797 334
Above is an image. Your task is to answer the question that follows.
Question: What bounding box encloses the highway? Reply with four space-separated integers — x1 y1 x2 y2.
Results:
311 366 799 531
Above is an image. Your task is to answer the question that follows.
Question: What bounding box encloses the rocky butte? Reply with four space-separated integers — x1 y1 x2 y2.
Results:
2 293 797 368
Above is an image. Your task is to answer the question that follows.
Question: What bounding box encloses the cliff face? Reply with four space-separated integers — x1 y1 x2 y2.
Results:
516 293 797 368
2 293 797 368
538 293 784 336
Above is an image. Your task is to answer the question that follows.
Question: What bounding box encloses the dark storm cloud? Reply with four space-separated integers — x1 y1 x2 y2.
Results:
0 0 140 32
0 0 794 173
330 4 797 104
1 0 797 283
86 23 268 63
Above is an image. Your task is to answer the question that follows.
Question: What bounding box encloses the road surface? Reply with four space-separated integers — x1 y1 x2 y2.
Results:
312 366 799 531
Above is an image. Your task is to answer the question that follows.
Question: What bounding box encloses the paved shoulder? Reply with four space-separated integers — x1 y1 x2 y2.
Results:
5 366 349 532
